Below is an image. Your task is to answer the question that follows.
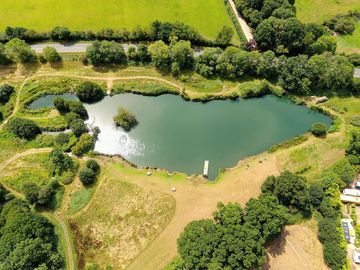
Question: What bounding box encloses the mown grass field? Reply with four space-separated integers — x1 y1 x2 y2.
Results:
0 0 235 40
295 0 360 23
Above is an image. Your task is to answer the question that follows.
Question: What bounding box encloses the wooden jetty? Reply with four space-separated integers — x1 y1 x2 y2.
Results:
203 160 209 178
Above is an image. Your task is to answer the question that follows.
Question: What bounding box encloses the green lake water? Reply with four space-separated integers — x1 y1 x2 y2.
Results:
30 94 332 179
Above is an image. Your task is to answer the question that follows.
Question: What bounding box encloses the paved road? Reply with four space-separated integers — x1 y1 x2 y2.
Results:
31 42 136 53
31 42 204 56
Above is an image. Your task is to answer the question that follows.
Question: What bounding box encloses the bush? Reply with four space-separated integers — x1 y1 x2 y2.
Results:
0 84 14 103
69 118 87 137
75 81 104 102
85 159 100 173
71 133 94 156
8 117 41 139
79 167 96 185
43 46 62 63
86 40 127 65
53 97 67 113
23 182 40 204
113 107 138 131
310 122 327 137
4 38 37 63
66 100 88 119
51 26 71 40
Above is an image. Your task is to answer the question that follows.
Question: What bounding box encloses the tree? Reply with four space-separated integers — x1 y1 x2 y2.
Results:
195 47 223 78
48 149 75 176
245 195 287 242
262 171 311 213
53 97 67 113
0 43 12 65
215 26 234 46
75 81 104 102
169 40 194 75
309 183 324 208
8 118 41 139
0 84 14 103
79 167 96 185
23 182 40 204
85 160 100 173
86 40 127 65
113 107 138 131
0 199 63 269
69 118 87 137
148 40 170 71
42 46 62 63
37 186 54 206
177 220 220 270
279 55 311 95
346 131 360 165
66 100 88 119
4 38 37 63
310 122 327 137
50 26 71 40
71 133 94 156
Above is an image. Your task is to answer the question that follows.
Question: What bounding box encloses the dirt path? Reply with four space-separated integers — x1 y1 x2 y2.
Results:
54 213 76 270
228 0 254 42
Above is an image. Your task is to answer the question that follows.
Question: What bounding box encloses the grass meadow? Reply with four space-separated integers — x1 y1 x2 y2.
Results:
295 0 360 23
0 0 235 40
336 23 360 53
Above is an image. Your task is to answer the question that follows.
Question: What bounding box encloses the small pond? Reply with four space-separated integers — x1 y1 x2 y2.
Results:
30 94 332 179
28 94 78 110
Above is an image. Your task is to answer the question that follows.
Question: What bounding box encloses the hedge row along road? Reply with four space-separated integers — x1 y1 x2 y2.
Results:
30 42 204 56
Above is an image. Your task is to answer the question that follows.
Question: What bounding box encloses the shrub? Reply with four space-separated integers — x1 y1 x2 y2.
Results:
85 159 100 173
79 167 96 185
86 40 127 65
310 122 327 137
4 38 37 63
113 107 138 131
53 97 67 113
0 84 14 103
23 182 40 204
66 100 88 119
69 118 87 137
71 133 94 156
51 26 71 40
75 81 104 102
8 117 41 139
43 46 62 63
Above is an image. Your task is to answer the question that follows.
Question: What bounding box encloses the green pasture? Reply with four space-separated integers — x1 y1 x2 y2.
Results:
0 0 236 40
337 23 360 54
295 0 360 23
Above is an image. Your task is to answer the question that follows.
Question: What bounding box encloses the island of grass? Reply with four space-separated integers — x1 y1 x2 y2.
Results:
113 107 138 131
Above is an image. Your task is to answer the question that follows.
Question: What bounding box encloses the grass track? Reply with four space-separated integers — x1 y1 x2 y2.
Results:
0 0 236 40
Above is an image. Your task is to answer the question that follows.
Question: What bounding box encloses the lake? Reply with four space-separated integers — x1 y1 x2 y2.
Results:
30 94 332 179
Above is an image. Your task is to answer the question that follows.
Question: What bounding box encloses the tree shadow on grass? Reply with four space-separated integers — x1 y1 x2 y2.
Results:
262 229 290 270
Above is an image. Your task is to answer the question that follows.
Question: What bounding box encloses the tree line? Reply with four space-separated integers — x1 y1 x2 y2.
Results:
1 21 234 47
85 40 358 96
